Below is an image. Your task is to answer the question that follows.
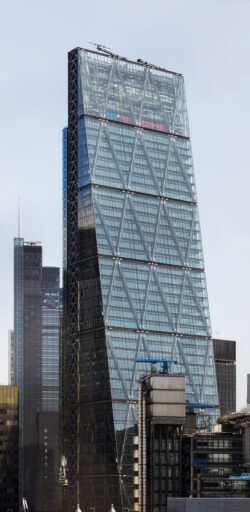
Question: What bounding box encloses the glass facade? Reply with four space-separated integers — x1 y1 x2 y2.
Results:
182 432 246 498
42 267 61 412
14 241 61 511
64 48 219 512
8 329 15 385
213 339 236 416
14 238 42 510
38 267 61 511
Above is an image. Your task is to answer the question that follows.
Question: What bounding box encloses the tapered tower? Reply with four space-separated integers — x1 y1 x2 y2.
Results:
63 47 219 512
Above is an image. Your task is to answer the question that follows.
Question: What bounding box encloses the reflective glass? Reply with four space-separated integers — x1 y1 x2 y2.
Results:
73 49 219 512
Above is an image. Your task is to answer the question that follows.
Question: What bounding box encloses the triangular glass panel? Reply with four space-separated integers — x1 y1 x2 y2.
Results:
90 123 126 188
178 272 211 337
142 130 172 193
153 266 185 329
78 119 91 187
78 52 103 117
163 139 196 202
143 267 177 332
120 261 150 327
171 77 190 137
118 196 150 260
129 195 160 259
113 403 136 468
99 258 140 329
154 202 184 266
139 71 168 129
105 61 136 124
186 213 205 269
176 338 201 402
93 188 126 256
128 133 161 195
164 202 204 268
106 122 136 188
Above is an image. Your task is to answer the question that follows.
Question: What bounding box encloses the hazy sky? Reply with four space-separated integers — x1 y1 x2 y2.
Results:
1 0 250 407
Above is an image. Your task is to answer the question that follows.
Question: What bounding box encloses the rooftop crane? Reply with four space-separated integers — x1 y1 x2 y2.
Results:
88 42 127 60
186 402 218 413
136 357 178 373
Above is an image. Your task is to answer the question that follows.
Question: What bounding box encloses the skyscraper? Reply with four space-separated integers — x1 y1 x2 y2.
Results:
14 238 42 509
8 329 15 385
38 267 61 511
63 47 219 512
213 338 236 415
13 239 61 511
247 374 250 405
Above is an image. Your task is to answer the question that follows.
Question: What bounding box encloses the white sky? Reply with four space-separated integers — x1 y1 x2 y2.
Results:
0 0 250 407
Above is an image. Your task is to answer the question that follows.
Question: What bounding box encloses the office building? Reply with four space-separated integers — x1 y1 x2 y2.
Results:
63 47 219 512
183 407 250 499
134 371 186 512
247 375 250 405
0 385 19 512
37 267 61 511
213 339 236 415
13 239 60 511
8 329 15 385
14 238 42 510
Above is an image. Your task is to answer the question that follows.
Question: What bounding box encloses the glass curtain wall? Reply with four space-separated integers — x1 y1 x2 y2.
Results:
65 48 219 512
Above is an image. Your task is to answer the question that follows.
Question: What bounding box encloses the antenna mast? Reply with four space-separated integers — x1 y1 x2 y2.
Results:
18 196 21 238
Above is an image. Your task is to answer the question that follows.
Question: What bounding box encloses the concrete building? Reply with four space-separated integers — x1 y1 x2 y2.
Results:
133 372 250 510
134 370 186 512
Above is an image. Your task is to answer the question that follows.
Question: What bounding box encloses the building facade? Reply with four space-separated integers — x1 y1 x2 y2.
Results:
14 239 60 511
182 432 245 498
247 375 250 405
182 406 250 499
14 238 42 510
8 329 15 386
0 385 19 512
63 47 219 512
38 267 61 511
134 371 186 512
213 339 236 416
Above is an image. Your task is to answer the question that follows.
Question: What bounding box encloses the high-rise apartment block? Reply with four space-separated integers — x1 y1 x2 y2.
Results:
213 339 236 416
63 47 219 512
13 238 61 511
0 385 19 512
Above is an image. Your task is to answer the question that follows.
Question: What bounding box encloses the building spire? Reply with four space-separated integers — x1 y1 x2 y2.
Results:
18 196 21 238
